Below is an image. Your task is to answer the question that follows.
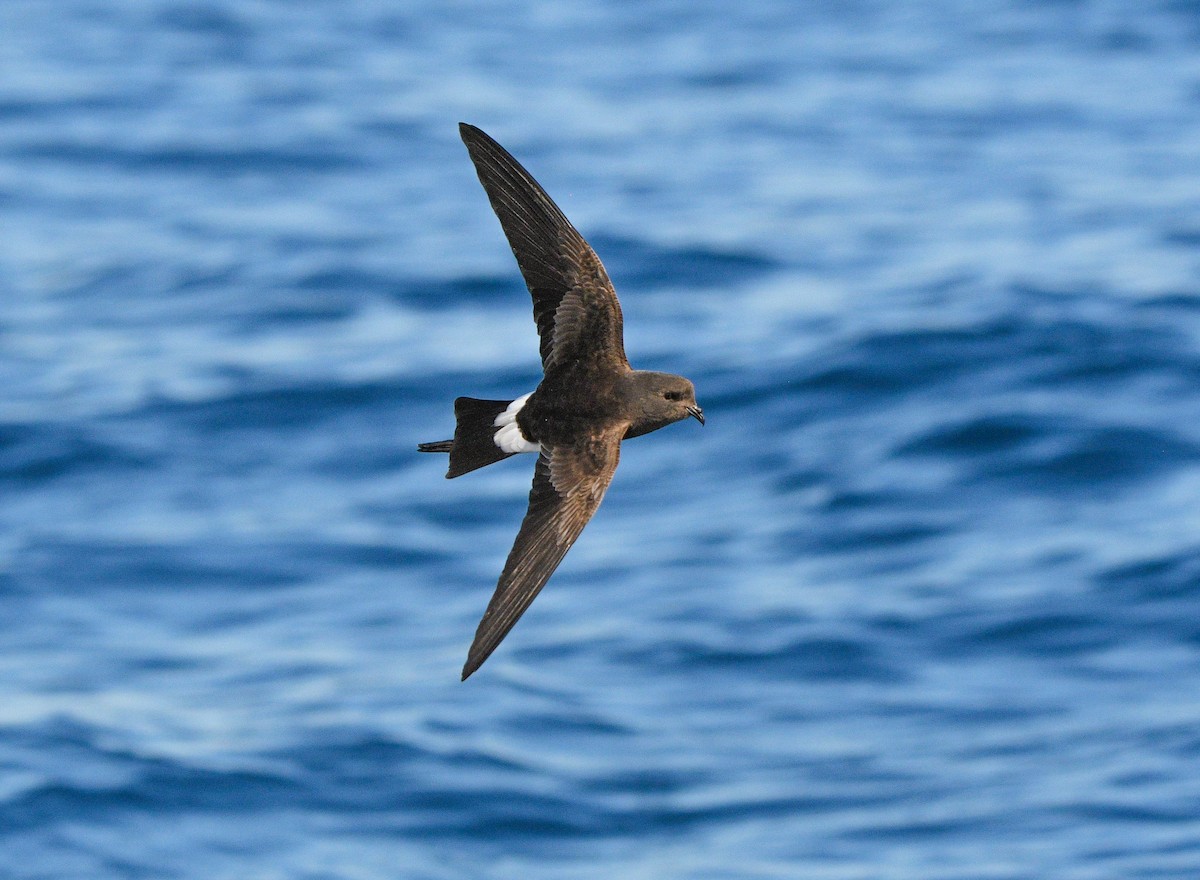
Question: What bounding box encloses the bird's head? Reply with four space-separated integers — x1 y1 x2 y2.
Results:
622 371 704 439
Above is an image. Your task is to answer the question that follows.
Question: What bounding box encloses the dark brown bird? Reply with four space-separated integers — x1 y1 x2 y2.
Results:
419 123 704 680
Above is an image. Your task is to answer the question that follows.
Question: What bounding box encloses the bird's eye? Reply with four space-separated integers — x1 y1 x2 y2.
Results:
664 390 684 401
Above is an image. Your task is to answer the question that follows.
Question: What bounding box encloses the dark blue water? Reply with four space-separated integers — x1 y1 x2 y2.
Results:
4 1 1200 877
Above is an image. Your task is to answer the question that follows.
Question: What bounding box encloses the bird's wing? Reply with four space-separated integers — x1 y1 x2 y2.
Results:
459 123 628 372
462 431 623 680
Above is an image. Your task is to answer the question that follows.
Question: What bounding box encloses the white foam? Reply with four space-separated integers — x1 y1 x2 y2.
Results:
492 393 540 453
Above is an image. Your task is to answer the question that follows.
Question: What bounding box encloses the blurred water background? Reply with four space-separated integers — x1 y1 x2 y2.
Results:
3 1 1200 877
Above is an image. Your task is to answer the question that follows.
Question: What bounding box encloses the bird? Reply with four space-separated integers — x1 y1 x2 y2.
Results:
419 123 704 680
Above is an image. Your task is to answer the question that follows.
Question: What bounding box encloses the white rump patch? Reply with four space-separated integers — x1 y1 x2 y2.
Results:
493 393 540 453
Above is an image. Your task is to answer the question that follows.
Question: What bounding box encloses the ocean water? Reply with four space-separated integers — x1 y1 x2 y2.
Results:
3 1 1200 877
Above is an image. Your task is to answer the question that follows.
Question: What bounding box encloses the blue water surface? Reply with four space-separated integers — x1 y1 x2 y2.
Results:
3 1 1200 877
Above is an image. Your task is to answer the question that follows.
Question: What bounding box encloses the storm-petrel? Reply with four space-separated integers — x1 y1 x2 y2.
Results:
419 123 704 680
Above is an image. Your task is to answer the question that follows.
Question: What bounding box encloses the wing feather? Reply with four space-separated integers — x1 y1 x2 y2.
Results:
459 123 628 372
461 435 622 680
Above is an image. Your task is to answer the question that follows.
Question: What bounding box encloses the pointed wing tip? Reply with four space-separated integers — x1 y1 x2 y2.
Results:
461 651 486 681
459 123 509 162
459 122 486 144
462 621 508 680
458 123 494 164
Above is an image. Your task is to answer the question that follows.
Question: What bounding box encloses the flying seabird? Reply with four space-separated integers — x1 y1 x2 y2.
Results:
419 123 704 680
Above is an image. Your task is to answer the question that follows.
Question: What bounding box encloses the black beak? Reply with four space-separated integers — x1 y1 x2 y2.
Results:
687 405 705 425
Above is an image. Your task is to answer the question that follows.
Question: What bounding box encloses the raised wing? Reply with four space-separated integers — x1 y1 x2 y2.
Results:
461 434 622 680
459 123 628 373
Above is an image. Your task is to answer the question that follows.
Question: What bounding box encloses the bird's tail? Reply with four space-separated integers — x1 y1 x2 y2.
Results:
418 397 517 479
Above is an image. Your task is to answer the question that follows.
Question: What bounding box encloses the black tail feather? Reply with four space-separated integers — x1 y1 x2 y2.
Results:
418 397 517 479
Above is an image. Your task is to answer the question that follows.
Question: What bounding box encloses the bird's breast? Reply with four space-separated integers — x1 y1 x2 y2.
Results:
519 384 622 448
